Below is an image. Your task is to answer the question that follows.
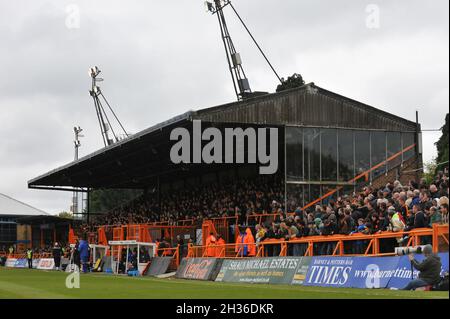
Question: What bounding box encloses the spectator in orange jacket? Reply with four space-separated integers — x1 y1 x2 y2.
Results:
215 234 226 257
205 232 216 257
245 228 256 256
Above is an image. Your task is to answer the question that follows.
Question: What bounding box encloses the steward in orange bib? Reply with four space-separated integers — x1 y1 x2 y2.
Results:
245 228 256 257
215 234 226 257
205 232 217 257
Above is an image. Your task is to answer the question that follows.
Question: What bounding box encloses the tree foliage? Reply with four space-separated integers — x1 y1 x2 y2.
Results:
58 211 73 219
89 189 143 213
276 73 305 93
435 113 449 173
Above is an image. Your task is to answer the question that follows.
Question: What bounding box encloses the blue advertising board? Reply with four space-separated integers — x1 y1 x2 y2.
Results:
348 257 401 289
302 256 355 287
302 253 449 289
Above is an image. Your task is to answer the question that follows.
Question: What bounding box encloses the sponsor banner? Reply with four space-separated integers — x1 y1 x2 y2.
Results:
5 258 17 268
303 256 400 288
145 257 173 276
387 252 449 289
176 258 223 281
303 256 355 287
37 258 55 270
303 253 449 289
348 257 401 289
14 258 27 268
215 257 304 284
32 259 40 269
291 257 312 285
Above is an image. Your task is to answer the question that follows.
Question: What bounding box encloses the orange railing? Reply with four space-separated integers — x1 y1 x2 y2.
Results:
187 225 448 258
199 216 239 245
187 242 254 259
209 216 239 244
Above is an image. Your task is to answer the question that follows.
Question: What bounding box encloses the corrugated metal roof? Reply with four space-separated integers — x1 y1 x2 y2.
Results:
28 83 419 189
0 193 49 216
193 83 418 131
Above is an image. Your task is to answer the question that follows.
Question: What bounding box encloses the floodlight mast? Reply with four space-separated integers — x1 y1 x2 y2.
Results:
72 126 83 217
89 66 128 147
206 0 283 101
207 0 251 101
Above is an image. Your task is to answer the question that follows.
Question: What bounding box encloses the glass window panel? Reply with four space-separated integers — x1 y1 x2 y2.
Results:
286 127 303 181
301 184 321 209
310 185 321 207
341 185 356 197
321 129 338 181
387 132 402 170
402 132 416 162
371 131 387 180
338 130 354 182
355 130 371 179
304 128 321 181
286 184 305 212
321 185 338 206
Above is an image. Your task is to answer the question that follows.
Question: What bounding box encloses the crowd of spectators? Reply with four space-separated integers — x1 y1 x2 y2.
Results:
76 170 449 257
255 172 449 256
83 175 284 231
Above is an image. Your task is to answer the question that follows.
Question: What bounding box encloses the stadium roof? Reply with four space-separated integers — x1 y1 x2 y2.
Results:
0 193 49 216
16 215 72 225
28 83 419 190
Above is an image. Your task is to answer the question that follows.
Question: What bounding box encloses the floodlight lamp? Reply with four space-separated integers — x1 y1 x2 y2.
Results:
205 1 214 13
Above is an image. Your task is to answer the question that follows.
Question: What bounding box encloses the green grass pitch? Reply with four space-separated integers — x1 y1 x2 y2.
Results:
0 268 448 299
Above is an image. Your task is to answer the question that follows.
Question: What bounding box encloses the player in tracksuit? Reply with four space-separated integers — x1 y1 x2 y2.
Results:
78 236 90 273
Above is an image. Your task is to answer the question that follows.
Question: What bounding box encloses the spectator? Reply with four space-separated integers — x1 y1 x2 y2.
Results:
441 203 449 224
428 206 442 225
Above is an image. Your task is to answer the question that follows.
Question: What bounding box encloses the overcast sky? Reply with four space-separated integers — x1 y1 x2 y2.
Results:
0 0 448 214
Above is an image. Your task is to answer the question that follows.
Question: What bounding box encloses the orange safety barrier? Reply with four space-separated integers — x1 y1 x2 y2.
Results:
111 227 125 257
187 242 257 259
138 225 153 243
432 224 449 253
256 228 436 257
187 226 448 258
98 226 108 246
126 225 140 240
208 216 239 244
202 220 217 246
